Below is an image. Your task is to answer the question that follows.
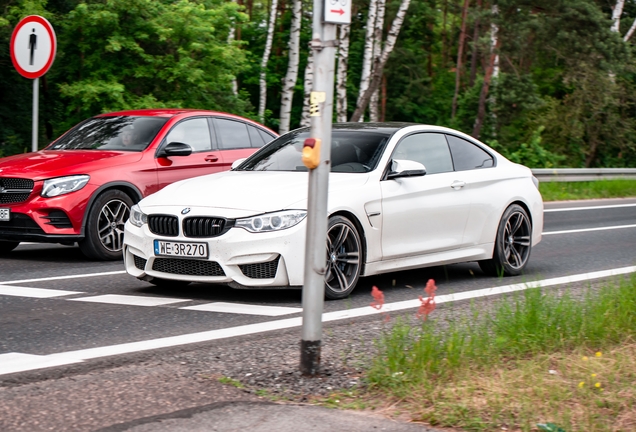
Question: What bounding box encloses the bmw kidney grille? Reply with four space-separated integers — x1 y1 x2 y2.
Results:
148 215 179 237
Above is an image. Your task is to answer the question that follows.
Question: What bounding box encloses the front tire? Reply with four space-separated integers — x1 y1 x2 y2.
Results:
79 190 133 261
324 216 363 300
0 241 19 254
479 204 532 276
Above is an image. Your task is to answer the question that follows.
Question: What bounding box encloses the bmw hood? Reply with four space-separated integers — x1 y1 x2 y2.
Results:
0 150 143 180
140 170 370 215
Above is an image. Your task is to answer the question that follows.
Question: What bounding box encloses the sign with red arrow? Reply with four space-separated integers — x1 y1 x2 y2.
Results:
324 0 351 24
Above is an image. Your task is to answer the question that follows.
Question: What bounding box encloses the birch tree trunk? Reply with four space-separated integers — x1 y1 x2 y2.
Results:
228 4 238 96
624 18 636 41
350 0 411 122
369 0 386 122
611 0 625 33
381 74 387 121
278 0 302 134
258 0 279 124
472 5 499 138
492 19 500 80
451 0 470 119
300 51 314 127
336 24 351 122
607 1 624 83
355 0 378 122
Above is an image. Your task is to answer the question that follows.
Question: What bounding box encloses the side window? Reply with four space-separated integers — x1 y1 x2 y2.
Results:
393 133 453 175
446 135 494 170
247 125 267 148
215 118 251 150
165 118 212 152
258 128 276 143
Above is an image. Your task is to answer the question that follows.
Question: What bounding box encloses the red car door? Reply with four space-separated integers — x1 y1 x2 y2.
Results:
154 117 225 191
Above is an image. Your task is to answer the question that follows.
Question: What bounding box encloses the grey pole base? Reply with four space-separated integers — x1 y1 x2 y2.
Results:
300 339 321 376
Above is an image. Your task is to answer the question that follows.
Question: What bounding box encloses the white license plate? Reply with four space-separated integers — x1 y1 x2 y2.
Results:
0 208 9 222
154 240 208 258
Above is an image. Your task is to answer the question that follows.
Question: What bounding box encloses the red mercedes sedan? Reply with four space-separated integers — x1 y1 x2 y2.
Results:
0 109 277 260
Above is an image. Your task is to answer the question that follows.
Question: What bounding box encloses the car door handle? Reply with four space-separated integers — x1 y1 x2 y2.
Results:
451 181 466 190
205 155 219 162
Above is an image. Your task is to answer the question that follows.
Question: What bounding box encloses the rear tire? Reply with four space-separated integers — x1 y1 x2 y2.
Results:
479 204 532 276
324 216 363 300
79 190 133 261
0 241 19 254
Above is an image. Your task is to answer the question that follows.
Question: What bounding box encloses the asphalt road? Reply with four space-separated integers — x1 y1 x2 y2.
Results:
1 197 635 375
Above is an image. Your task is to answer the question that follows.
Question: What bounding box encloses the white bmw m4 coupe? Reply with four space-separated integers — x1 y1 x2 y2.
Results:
123 123 543 299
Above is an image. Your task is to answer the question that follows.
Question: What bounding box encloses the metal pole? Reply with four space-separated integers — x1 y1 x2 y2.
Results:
32 77 39 152
300 0 338 376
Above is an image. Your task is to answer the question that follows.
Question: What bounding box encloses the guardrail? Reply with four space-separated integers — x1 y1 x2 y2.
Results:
531 168 636 182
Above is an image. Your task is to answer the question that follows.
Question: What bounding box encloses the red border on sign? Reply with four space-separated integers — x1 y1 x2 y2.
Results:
10 15 57 79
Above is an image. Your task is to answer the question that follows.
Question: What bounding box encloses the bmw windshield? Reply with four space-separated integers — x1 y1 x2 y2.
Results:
237 128 391 173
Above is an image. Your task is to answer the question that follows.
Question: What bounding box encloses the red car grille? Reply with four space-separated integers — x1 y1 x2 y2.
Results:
0 178 34 204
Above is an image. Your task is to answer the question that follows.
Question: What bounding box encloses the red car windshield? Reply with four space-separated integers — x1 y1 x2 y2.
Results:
47 116 169 152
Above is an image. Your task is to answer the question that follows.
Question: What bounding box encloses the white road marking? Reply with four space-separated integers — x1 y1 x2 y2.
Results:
0 271 126 285
0 353 82 375
543 224 636 236
0 286 298 316
0 285 83 298
68 294 190 307
181 302 302 316
2 265 634 377
332 265 636 318
544 203 636 212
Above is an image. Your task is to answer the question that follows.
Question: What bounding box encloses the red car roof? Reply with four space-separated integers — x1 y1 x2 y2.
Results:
95 109 277 134
96 108 222 117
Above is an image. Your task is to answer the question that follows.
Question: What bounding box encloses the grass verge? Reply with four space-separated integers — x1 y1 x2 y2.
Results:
539 179 636 201
328 275 636 431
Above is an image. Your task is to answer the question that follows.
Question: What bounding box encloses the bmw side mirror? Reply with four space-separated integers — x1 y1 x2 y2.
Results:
387 159 427 180
157 142 193 158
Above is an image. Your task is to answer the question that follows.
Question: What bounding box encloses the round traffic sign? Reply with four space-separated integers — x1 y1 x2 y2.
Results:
10 15 57 79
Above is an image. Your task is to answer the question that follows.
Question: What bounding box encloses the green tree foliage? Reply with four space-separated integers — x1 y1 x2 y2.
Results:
1 0 636 168
534 67 636 167
504 0 634 167
55 0 250 130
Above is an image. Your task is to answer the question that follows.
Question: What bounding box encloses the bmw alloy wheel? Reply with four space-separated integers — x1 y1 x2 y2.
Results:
325 216 362 299
479 204 532 276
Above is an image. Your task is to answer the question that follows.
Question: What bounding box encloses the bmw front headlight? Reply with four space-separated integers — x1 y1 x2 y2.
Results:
129 204 147 228
41 175 90 198
236 210 307 233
